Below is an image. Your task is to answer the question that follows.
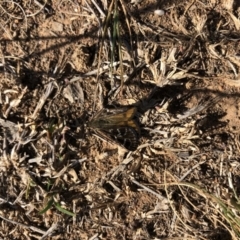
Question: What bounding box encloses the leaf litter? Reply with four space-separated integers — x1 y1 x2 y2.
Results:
0 0 240 239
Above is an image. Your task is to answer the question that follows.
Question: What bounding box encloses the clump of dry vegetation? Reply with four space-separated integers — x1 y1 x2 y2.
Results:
1 0 240 239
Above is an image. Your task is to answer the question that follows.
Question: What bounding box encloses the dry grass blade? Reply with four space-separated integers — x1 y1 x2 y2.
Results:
112 0 124 94
177 96 221 119
1 0 240 239
31 81 56 119
0 214 46 235
163 171 240 240
4 86 28 117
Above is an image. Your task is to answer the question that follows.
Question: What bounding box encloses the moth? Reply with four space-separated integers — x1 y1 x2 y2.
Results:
88 107 140 151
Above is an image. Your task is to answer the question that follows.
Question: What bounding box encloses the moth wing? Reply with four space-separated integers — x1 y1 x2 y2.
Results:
105 127 139 151
106 107 136 121
93 107 136 121
115 127 139 151
92 127 139 151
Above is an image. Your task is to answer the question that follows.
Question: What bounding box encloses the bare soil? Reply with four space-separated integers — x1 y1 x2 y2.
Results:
1 0 240 239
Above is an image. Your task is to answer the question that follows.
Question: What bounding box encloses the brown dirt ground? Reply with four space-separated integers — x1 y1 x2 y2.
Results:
1 0 240 239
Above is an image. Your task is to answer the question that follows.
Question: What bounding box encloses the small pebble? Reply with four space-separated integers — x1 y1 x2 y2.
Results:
154 9 165 16
52 21 63 32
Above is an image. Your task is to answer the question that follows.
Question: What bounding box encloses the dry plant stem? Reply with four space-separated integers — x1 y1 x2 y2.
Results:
39 223 58 240
69 61 121 81
4 87 28 118
111 0 125 96
84 0 101 24
177 96 220 120
3 131 8 160
90 0 105 17
163 171 240 239
119 0 134 64
31 82 56 119
101 156 133 184
0 19 13 40
163 171 196 233
34 0 46 9
89 233 100 240
179 160 206 181
27 0 49 17
0 1 26 20
131 177 167 201
92 0 114 110
0 214 46 235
